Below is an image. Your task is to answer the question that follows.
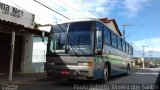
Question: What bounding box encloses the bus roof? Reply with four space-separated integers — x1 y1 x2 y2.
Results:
52 18 101 25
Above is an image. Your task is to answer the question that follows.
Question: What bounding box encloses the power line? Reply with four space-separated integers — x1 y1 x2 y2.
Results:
49 0 101 18
34 0 98 20
44 0 93 19
33 0 70 20
79 0 103 18
122 23 134 39
6 0 51 24
56 0 89 18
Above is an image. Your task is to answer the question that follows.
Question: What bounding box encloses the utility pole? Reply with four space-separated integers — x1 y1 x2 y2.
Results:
122 23 134 40
142 46 149 68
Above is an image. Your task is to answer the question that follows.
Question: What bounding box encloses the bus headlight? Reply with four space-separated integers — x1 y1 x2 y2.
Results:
78 62 92 66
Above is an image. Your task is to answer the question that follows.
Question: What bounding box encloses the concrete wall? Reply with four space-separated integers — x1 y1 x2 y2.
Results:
21 33 34 73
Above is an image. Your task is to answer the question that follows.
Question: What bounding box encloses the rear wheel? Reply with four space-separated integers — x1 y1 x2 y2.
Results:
126 64 131 76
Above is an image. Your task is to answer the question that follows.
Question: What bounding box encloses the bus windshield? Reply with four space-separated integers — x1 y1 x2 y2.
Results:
47 22 94 55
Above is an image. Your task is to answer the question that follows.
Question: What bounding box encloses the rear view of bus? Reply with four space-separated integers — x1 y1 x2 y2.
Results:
45 20 96 80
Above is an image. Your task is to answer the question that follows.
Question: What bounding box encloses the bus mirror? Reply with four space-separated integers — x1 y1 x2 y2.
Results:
42 31 45 42
96 30 102 42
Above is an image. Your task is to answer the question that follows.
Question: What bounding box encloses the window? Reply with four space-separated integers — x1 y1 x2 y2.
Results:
131 46 133 55
126 43 129 53
117 37 122 50
96 22 104 31
129 45 131 54
68 22 92 46
111 33 117 48
122 40 126 51
48 22 93 55
115 36 118 48
96 22 103 50
104 28 111 45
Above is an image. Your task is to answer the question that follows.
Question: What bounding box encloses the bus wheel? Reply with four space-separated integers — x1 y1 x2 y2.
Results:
101 65 109 83
126 64 131 76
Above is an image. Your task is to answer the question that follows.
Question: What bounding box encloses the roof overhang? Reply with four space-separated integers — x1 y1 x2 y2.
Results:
0 19 49 36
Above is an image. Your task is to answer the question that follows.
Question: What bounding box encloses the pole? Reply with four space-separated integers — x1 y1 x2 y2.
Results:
149 53 151 61
142 46 149 68
149 51 152 61
142 46 145 68
9 31 15 82
123 26 125 39
122 23 134 40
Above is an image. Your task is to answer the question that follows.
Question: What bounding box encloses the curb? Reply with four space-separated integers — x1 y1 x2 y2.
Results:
2 77 55 84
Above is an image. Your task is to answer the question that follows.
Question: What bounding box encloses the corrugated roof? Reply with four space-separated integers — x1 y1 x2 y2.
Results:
0 19 49 36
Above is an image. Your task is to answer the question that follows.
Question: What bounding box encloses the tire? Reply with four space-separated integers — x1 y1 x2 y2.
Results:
101 65 110 83
126 64 131 76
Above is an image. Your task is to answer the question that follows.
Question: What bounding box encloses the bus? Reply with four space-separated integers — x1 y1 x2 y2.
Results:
45 19 133 82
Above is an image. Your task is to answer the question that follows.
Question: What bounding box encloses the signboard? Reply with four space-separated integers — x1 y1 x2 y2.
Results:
0 2 34 28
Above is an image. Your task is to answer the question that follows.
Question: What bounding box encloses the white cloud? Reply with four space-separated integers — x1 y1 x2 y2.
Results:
132 37 160 57
0 0 119 24
1 0 154 24
121 0 152 17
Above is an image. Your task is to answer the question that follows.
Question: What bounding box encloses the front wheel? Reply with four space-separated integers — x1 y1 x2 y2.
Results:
101 65 110 83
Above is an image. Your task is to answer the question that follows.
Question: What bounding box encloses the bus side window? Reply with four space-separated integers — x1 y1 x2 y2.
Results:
131 47 133 55
126 43 129 53
122 40 126 51
111 33 117 48
118 37 122 50
104 28 111 45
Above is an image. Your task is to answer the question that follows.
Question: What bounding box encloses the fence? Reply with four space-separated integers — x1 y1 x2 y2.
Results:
32 49 46 73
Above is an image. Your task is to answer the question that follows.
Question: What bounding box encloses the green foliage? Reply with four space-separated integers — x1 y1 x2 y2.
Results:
34 23 42 29
154 60 160 64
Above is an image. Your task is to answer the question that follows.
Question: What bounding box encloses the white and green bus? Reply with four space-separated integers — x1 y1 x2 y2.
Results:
45 19 133 82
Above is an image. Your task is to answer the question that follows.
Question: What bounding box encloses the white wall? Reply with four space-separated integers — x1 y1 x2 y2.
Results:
21 33 34 73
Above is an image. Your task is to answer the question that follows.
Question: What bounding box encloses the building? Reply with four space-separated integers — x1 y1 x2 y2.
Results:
99 17 122 37
0 2 48 74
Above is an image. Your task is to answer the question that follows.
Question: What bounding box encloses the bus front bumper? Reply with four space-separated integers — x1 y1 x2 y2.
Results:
45 63 93 80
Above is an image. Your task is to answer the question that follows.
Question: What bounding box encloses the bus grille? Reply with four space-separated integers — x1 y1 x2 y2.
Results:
55 63 78 66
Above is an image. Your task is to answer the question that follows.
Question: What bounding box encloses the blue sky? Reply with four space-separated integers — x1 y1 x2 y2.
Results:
1 0 160 57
